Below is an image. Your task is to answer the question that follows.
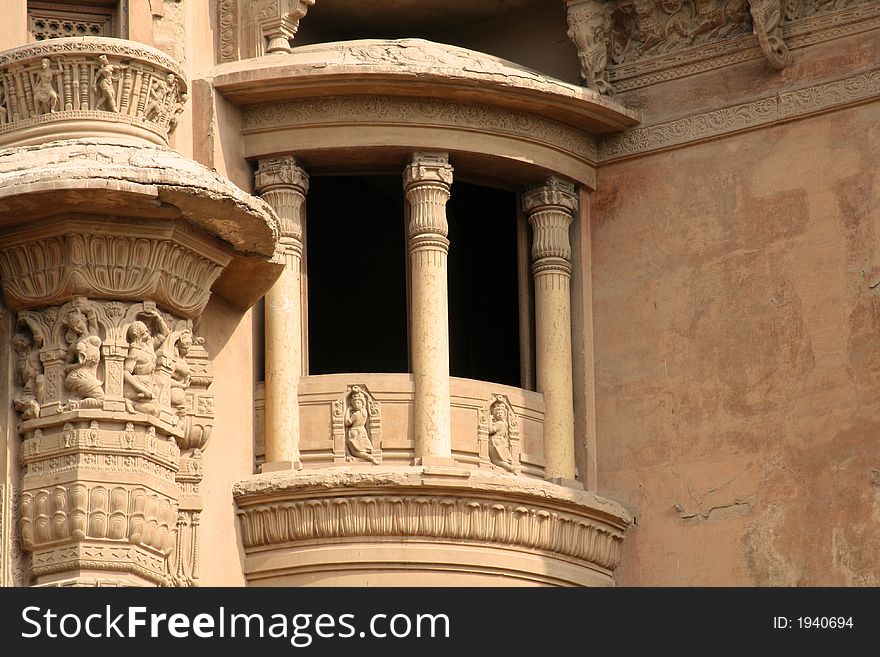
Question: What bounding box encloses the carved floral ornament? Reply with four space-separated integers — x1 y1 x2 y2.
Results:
0 38 187 143
565 0 867 95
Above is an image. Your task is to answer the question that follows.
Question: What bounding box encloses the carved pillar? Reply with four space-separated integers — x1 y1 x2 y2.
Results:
522 177 578 483
255 156 309 470
403 152 454 464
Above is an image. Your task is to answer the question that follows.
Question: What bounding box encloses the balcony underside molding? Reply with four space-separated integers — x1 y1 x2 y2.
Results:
234 467 632 587
0 139 282 311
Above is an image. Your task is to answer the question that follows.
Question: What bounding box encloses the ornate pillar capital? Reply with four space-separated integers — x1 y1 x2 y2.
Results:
403 152 454 190
523 177 578 275
255 156 309 251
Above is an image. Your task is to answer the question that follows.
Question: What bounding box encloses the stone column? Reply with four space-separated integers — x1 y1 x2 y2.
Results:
523 177 578 483
255 156 309 470
403 152 454 464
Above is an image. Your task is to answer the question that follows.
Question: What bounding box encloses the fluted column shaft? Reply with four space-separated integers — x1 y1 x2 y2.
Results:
255 156 309 468
523 177 578 481
403 152 454 462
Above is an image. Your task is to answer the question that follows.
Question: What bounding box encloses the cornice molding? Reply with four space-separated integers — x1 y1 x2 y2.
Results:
600 68 880 161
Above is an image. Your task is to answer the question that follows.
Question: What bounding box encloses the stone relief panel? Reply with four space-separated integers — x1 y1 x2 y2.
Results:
477 394 522 474
331 385 382 465
567 0 873 94
0 38 187 143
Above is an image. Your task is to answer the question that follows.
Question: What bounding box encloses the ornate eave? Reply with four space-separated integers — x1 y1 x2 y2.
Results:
0 139 281 311
210 38 640 134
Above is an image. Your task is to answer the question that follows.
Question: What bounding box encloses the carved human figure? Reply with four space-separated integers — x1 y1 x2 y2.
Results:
345 387 379 464
93 55 122 112
64 335 105 409
123 310 169 416
12 331 44 420
487 401 515 472
169 328 193 419
33 58 63 114
168 91 187 134
144 73 175 122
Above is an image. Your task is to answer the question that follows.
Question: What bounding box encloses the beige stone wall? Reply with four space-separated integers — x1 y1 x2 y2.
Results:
592 100 880 585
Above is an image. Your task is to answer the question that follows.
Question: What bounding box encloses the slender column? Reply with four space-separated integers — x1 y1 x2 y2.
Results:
255 156 309 470
403 152 453 463
523 177 578 482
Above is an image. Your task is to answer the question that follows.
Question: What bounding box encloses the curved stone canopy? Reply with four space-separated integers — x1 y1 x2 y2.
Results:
0 139 278 256
0 139 282 310
211 38 640 134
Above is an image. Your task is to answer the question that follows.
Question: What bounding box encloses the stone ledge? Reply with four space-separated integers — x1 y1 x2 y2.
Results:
234 467 632 586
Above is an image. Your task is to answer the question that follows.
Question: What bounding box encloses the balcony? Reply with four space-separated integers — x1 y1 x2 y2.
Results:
0 37 186 148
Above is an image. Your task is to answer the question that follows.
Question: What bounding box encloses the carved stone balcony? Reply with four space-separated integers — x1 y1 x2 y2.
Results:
0 37 187 148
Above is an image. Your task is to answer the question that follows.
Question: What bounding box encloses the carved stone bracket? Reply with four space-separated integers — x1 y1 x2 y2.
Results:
331 384 382 465
565 0 615 96
749 0 793 68
477 393 522 474
252 0 315 56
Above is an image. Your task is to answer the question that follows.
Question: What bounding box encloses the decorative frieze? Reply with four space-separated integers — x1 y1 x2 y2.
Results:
600 68 880 161
234 469 633 586
567 0 873 94
0 37 187 146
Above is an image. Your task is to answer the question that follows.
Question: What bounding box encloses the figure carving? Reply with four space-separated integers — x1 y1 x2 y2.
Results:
168 328 194 420
64 335 104 409
144 73 175 122
33 58 63 115
93 54 123 112
12 331 44 421
487 399 516 472
58 305 102 409
345 386 380 464
123 310 169 416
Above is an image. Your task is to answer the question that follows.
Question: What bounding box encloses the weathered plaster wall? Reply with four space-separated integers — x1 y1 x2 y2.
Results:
592 102 880 585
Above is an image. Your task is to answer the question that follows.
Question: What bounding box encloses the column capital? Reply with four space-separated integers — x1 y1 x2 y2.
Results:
403 152 454 189
522 176 578 216
255 155 309 195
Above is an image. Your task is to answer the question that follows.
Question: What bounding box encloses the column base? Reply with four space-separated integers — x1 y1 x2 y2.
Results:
260 460 303 473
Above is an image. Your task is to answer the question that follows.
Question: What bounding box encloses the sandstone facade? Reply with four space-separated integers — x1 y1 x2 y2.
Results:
0 0 877 586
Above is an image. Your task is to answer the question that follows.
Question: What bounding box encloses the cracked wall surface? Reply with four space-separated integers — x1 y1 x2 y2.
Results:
593 96 880 585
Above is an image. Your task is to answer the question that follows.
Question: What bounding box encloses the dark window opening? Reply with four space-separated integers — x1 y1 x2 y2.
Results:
307 175 408 374
447 182 521 387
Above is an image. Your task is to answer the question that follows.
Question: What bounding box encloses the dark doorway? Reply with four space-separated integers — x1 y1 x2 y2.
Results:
306 175 408 374
447 182 521 387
